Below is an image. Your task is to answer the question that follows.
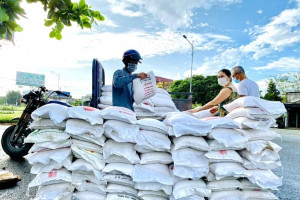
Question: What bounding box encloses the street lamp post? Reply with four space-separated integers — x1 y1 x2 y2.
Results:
51 71 60 90
183 35 194 100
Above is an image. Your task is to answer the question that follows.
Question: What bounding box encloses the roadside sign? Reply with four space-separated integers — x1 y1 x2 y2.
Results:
16 71 45 87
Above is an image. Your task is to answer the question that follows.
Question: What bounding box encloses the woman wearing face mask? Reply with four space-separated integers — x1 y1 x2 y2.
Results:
189 69 239 116
112 49 147 111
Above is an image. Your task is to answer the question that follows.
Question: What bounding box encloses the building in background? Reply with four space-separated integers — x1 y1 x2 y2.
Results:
156 76 173 90
284 92 300 128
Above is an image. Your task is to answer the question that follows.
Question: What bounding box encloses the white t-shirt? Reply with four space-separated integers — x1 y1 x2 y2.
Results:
237 79 260 97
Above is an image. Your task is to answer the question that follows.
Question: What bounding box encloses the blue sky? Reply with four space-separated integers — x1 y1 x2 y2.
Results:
1 0 300 98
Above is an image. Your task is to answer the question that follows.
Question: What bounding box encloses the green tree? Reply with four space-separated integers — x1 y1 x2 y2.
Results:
263 79 282 101
169 75 222 104
5 90 22 105
71 99 82 106
0 0 104 41
0 96 5 104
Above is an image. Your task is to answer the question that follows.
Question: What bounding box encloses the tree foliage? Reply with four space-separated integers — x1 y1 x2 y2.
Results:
274 72 300 93
169 75 222 105
0 0 104 41
5 90 22 105
263 79 282 102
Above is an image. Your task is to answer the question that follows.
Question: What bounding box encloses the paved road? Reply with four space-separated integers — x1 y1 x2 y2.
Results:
0 125 299 200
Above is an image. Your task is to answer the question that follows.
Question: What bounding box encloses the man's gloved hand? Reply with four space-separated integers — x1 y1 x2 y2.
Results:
137 72 147 79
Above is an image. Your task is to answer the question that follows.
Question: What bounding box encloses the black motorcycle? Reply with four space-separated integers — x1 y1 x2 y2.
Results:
1 86 71 159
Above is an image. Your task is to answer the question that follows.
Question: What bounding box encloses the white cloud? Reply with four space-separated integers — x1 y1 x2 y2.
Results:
184 48 242 77
253 57 300 71
106 0 242 29
257 10 263 14
256 79 269 95
240 5 300 59
101 17 119 27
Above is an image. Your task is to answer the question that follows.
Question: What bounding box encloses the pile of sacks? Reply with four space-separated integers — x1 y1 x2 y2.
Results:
25 96 285 200
98 85 178 117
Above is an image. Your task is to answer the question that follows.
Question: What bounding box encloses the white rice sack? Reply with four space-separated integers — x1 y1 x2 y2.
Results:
207 179 241 191
223 96 287 116
171 164 209 180
65 119 104 137
29 140 72 153
132 164 174 185
135 130 171 152
29 168 72 187
72 191 106 200
239 149 280 163
25 129 70 143
67 159 103 180
210 190 244 200
234 117 276 130
173 179 211 199
153 107 178 116
192 109 215 119
134 182 172 196
102 85 112 92
100 106 137 124
173 136 209 151
102 163 134 177
163 112 212 137
246 140 282 155
172 148 208 168
242 158 282 170
170 195 205 200
226 107 282 120
106 183 138 197
133 71 157 105
67 106 103 125
242 190 279 200
135 111 158 117
31 104 68 123
72 139 103 153
102 174 134 188
30 118 66 130
103 139 140 164
140 152 172 164
28 147 72 165
207 128 248 149
75 182 106 194
100 95 112 105
102 91 112 96
106 194 139 200
138 190 169 199
205 150 243 163
72 172 106 185
210 162 250 180
157 88 170 96
137 118 169 135
134 103 155 113
247 169 282 189
239 179 266 191
207 139 246 151
104 120 139 143
155 92 172 100
201 117 241 129
71 145 105 171
150 95 176 109
98 103 110 109
31 155 72 174
240 129 281 141
34 183 74 200
70 133 106 147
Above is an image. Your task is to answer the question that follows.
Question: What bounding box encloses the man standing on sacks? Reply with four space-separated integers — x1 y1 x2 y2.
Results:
112 49 147 111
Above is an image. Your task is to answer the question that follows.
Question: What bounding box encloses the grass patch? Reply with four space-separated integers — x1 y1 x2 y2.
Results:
0 112 21 123
0 105 25 111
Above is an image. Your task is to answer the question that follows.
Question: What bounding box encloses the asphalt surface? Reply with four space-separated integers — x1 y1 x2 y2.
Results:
0 125 300 200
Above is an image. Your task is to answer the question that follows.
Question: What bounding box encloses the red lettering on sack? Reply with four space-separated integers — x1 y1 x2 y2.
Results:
219 150 227 155
170 166 174 170
48 170 58 178
83 106 96 111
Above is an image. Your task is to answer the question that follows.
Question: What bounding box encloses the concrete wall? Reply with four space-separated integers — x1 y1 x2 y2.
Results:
287 93 300 103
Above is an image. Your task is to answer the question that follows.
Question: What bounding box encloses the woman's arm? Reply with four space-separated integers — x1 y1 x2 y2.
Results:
199 88 232 111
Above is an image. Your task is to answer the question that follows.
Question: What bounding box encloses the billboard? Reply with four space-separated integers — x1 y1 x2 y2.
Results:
16 71 45 87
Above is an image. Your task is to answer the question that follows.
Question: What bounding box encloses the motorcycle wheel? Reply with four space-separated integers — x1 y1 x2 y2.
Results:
1 125 33 159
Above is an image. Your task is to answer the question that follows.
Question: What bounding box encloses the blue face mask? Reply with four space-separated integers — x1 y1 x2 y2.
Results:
127 63 137 73
233 78 240 83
